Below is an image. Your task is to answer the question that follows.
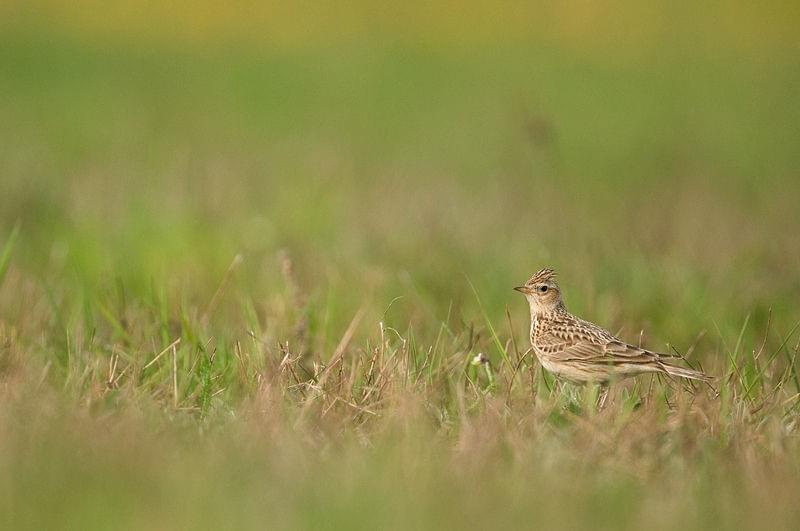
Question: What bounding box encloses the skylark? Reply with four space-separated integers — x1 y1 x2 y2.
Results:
515 268 709 384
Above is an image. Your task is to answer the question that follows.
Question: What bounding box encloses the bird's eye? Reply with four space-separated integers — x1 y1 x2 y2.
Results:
538 285 548 293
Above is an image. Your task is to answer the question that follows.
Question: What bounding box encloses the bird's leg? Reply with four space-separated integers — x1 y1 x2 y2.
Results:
596 384 610 410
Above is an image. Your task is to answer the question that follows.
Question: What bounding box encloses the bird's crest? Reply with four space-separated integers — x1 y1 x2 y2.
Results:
528 268 557 285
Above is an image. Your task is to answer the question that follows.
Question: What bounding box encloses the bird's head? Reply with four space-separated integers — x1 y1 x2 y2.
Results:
514 268 564 314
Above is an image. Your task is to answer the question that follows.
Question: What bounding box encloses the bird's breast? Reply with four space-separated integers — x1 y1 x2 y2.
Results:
529 315 539 344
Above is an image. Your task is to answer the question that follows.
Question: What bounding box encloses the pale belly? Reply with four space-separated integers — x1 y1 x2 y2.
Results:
533 347 645 384
537 355 567 377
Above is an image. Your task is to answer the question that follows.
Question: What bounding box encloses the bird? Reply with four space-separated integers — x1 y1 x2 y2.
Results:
514 268 709 385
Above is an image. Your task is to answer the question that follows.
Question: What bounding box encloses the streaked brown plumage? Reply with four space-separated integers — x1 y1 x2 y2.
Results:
514 268 709 384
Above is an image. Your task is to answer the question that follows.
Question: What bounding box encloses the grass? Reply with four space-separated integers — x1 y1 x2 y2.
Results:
2 3 800 529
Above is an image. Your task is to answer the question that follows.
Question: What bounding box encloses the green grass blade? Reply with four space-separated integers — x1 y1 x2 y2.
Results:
0 222 21 289
96 299 134 345
466 276 511 368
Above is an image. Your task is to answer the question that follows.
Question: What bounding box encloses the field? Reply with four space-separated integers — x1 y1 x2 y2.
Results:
2 3 800 529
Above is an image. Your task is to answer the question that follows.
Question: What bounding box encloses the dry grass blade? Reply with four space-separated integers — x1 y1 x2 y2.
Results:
320 305 367 379
0 222 20 289
143 338 182 370
172 342 179 408
202 254 243 326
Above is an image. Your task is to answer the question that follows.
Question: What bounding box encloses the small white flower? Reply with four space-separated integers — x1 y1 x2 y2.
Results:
470 353 489 366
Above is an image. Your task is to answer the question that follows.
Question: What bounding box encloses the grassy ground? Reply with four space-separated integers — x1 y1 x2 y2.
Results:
2 3 800 529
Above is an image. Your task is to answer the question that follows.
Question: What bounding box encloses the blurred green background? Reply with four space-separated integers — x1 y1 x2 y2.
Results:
3 3 799 333
2 2 800 529
3 3 799 336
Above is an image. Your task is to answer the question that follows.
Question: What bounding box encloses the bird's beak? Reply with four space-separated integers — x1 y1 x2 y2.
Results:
513 286 528 294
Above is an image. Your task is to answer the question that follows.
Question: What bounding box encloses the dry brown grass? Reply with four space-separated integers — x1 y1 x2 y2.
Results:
1 271 799 529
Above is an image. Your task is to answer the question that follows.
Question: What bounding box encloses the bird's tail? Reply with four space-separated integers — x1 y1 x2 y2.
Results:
659 362 711 383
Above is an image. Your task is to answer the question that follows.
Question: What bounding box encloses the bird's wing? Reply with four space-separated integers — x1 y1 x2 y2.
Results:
538 322 673 365
536 330 606 360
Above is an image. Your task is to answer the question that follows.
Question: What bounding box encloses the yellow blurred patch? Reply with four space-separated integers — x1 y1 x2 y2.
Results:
4 0 799 59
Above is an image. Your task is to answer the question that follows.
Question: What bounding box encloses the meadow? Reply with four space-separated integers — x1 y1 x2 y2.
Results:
2 3 800 529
